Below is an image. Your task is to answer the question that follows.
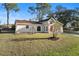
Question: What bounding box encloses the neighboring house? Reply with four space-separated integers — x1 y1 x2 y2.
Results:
65 20 76 28
15 17 63 34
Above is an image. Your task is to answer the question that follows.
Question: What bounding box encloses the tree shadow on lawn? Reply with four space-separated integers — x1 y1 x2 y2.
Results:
11 37 60 42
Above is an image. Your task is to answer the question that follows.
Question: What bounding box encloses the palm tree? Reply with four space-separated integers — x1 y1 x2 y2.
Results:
2 3 19 28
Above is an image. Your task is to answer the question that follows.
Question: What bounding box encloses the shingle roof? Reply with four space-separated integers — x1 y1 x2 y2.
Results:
39 19 49 22
39 17 56 22
15 20 42 24
15 17 63 25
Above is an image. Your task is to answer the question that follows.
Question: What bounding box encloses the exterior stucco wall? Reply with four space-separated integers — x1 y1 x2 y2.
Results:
60 26 63 33
32 24 43 33
15 25 32 33
48 24 63 34
15 18 63 34
42 21 49 32
15 24 43 33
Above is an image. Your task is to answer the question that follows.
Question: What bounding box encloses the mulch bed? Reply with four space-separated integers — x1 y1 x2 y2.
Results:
11 37 60 41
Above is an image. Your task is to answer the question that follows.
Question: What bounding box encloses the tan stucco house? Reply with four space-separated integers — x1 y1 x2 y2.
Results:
15 17 63 34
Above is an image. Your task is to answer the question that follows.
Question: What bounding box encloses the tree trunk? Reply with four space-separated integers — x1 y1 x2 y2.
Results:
7 10 9 28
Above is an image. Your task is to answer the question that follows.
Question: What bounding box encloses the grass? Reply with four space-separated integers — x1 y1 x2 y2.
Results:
0 33 53 39
0 33 79 56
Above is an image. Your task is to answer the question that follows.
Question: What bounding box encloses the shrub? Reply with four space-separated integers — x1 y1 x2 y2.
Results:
11 25 15 30
73 28 79 31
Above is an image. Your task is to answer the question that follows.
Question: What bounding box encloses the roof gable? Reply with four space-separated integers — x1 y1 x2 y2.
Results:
50 17 63 25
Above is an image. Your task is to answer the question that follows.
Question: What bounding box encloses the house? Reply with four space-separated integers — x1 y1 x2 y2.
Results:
15 17 63 34
65 20 76 28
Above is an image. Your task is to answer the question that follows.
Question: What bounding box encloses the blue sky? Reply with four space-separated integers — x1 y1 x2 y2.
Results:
0 3 79 24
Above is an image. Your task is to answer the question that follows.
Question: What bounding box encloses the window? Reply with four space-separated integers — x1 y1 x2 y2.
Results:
46 26 48 31
37 26 41 31
26 25 29 28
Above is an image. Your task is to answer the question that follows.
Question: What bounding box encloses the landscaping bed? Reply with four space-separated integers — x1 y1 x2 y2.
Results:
11 37 59 41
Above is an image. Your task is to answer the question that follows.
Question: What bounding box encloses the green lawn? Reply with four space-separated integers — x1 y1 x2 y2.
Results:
0 33 53 39
0 33 79 56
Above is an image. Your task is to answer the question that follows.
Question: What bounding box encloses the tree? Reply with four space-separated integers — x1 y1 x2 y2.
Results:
57 9 79 26
2 3 19 28
56 5 66 12
48 5 79 27
47 5 66 20
28 3 51 21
